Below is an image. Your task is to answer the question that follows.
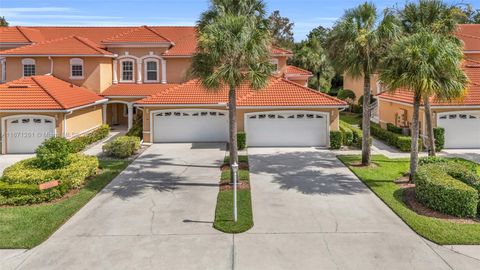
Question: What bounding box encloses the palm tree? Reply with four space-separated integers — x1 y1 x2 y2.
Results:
396 0 461 156
379 32 467 182
327 2 399 165
290 37 335 92
190 0 272 178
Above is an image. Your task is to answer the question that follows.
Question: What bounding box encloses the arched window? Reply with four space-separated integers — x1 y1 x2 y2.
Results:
144 59 159 82
120 59 134 82
70 58 84 79
22 58 36 77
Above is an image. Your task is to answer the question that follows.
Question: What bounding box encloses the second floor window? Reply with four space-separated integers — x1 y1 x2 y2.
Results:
145 60 158 82
70 58 84 79
22 58 36 77
121 60 134 82
269 58 279 74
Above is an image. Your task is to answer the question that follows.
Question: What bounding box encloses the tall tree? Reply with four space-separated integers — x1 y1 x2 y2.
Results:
451 4 480 24
290 37 334 92
0 16 8 27
307 25 330 47
268 10 295 49
327 2 400 166
379 32 467 182
191 0 272 179
396 0 462 156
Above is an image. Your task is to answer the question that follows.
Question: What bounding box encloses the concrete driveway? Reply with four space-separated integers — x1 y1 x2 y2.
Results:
235 147 480 270
3 143 233 270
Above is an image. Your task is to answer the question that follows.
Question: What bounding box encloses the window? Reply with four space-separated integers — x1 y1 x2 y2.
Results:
145 60 158 82
269 59 279 73
121 60 134 82
70 58 84 79
22 58 35 77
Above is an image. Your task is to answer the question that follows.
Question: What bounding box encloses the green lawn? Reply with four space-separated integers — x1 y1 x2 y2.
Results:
223 155 249 164
0 159 130 248
340 112 362 126
213 189 253 233
338 155 480 245
220 169 250 183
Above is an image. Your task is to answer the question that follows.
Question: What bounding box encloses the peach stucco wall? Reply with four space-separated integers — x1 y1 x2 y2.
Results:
343 73 380 102
165 58 192 83
141 106 339 143
65 106 103 138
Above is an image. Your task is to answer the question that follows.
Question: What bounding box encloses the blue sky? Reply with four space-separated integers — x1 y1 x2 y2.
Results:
0 0 476 41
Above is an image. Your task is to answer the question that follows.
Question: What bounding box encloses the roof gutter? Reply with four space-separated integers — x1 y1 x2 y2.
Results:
0 98 109 113
0 54 117 58
134 103 228 108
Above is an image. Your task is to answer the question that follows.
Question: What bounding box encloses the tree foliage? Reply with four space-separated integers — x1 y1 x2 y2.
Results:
267 10 295 49
451 4 480 24
0 16 8 27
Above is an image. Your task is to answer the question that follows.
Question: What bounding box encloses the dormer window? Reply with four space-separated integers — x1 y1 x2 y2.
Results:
120 60 134 82
144 59 159 82
70 58 84 79
269 58 279 74
22 58 35 77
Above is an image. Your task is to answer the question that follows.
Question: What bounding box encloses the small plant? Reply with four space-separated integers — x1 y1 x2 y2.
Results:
237 132 246 150
35 137 72 169
103 136 141 158
433 127 445 152
329 131 343 149
386 123 402 134
70 124 110 153
337 89 356 100
126 121 143 139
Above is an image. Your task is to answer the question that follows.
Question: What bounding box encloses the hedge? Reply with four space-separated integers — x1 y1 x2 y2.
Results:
1 154 98 206
126 121 143 139
418 156 477 173
35 137 72 169
433 127 445 152
103 136 141 158
337 89 356 101
237 132 246 150
370 122 421 152
330 131 342 149
339 122 353 146
386 123 402 134
70 124 110 153
415 163 479 218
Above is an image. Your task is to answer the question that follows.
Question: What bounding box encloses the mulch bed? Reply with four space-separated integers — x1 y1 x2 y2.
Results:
219 181 250 191
221 162 249 171
402 186 479 224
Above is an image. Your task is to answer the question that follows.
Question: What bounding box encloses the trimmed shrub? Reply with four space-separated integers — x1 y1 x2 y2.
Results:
370 122 421 152
337 89 356 101
433 127 445 152
126 121 143 139
330 131 343 149
0 182 40 197
339 122 353 146
70 124 110 153
35 137 72 169
237 132 246 150
418 157 477 173
386 123 402 134
415 163 479 218
103 136 141 158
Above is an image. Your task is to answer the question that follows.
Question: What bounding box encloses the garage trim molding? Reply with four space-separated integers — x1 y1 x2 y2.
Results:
244 110 331 147
1 114 57 154
149 108 229 143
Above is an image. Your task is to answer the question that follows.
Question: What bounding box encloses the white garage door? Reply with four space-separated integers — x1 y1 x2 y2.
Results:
245 111 328 147
153 110 228 143
438 112 480 149
6 116 56 154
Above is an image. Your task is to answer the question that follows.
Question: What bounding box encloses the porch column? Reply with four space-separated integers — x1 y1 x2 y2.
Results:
113 59 118 84
161 59 167 84
0 58 5 82
127 103 134 130
102 104 107 124
136 61 142 84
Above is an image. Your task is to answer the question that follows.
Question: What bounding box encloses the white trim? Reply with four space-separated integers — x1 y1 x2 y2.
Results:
21 58 35 77
119 58 135 83
244 110 330 147
136 103 228 108
238 105 348 109
69 58 84 80
0 99 108 113
161 58 167 84
0 58 5 82
0 42 32 48
112 59 118 84
104 95 147 99
464 51 480 54
1 114 57 154
143 58 160 83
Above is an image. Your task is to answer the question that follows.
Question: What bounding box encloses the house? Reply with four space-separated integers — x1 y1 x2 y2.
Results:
0 26 346 154
342 24 480 149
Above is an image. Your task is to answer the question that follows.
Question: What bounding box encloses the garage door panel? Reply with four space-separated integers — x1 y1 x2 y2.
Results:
6 116 55 154
438 112 480 149
153 110 228 143
246 112 328 147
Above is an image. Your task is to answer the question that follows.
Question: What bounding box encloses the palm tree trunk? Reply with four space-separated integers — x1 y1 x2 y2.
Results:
361 73 372 166
423 98 436 156
228 84 238 183
409 93 421 182
317 73 321 92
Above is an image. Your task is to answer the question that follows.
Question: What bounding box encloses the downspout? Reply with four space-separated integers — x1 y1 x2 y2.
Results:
47 56 53 75
63 111 73 138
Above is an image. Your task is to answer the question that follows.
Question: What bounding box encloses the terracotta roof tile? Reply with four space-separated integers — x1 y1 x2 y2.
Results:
137 77 347 107
271 46 293 55
0 76 104 110
285 66 313 76
102 83 180 97
456 24 480 51
377 59 480 106
0 27 32 43
102 26 172 43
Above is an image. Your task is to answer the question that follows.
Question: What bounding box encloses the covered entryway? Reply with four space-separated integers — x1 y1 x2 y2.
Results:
245 111 329 147
152 109 228 143
3 115 56 154
437 111 480 149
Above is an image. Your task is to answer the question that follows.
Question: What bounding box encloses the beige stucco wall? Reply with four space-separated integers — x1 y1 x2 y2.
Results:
141 106 340 143
343 73 380 102
66 106 103 138
165 58 192 83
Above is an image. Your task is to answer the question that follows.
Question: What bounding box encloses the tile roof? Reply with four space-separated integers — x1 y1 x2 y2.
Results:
136 77 347 107
271 46 293 55
102 83 180 97
285 66 313 76
0 27 32 43
0 76 105 110
102 26 172 43
456 24 480 51
0 35 113 56
377 59 480 106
